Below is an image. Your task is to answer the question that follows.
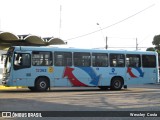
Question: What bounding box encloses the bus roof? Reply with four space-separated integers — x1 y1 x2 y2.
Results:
12 46 157 55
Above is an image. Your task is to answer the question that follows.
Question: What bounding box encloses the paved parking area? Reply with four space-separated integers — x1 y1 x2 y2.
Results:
0 84 160 119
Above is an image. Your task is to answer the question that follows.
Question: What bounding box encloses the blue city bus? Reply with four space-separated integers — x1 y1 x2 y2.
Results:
2 46 159 91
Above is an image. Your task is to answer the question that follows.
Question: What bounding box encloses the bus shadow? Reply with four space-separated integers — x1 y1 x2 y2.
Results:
0 87 130 93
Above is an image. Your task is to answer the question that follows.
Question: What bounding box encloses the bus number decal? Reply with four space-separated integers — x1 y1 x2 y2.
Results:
36 69 47 72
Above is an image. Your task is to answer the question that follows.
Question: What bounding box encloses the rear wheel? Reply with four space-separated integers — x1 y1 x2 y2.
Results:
110 77 123 90
28 87 36 92
35 77 49 92
98 86 109 90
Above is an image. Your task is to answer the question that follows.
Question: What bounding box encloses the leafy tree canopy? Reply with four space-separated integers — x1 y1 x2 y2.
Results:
152 34 160 48
146 47 155 51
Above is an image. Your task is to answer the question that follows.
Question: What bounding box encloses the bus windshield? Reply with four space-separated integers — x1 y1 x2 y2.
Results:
4 54 12 73
3 47 15 73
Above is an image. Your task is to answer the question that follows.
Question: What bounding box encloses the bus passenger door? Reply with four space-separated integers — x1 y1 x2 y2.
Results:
12 52 31 86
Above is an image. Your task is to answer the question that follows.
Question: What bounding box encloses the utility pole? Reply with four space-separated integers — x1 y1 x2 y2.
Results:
136 38 138 50
97 23 107 49
106 36 108 49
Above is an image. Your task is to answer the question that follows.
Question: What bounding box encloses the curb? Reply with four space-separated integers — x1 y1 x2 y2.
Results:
0 86 23 90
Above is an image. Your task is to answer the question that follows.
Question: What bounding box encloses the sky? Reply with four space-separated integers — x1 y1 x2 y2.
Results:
0 0 160 50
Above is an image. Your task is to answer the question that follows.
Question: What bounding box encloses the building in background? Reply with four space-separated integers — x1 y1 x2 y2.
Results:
0 31 66 84
0 31 65 50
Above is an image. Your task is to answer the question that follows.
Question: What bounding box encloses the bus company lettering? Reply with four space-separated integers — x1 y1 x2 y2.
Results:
109 68 117 75
36 69 47 72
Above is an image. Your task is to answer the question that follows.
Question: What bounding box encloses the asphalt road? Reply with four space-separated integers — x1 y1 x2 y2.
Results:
0 84 160 120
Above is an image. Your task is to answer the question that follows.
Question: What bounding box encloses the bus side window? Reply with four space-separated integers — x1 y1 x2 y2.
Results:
54 52 72 66
126 54 141 67
74 52 91 67
92 53 108 67
32 51 53 66
110 54 125 67
142 55 156 68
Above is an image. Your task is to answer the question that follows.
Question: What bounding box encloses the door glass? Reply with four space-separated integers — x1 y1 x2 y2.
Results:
14 53 31 70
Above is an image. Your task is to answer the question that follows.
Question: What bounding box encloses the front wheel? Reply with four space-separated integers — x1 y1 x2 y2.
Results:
110 77 123 90
35 77 49 92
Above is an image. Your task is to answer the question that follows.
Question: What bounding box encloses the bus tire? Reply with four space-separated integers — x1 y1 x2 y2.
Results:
35 77 49 92
28 87 36 92
110 77 123 90
98 86 109 90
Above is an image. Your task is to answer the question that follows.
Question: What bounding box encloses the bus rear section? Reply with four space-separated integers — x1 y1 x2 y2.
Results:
126 53 159 85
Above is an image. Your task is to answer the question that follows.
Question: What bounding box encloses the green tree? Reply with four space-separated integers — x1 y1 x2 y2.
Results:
152 35 160 49
146 47 155 51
